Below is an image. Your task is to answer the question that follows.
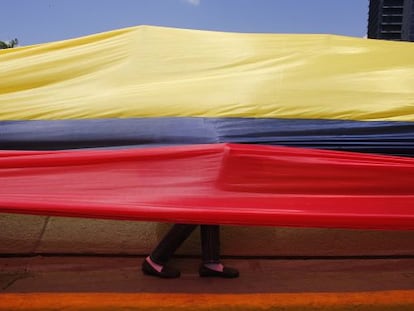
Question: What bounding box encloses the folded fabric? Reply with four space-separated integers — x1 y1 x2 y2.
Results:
1 144 413 230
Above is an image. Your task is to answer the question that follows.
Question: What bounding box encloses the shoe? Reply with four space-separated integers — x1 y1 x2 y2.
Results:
199 264 239 278
142 260 181 278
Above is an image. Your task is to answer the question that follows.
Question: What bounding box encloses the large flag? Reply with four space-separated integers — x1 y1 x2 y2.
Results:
1 26 414 229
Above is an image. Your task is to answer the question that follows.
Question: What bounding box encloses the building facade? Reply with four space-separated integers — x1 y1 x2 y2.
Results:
368 0 414 41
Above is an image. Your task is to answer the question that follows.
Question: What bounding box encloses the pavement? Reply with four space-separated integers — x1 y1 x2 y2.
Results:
1 255 414 310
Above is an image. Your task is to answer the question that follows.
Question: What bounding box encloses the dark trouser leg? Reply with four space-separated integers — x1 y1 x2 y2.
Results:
150 224 197 265
201 225 220 263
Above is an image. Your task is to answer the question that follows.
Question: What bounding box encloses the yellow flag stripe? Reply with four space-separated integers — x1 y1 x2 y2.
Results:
1 26 414 121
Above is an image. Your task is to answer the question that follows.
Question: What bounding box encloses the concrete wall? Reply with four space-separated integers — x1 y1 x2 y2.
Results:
1 213 414 256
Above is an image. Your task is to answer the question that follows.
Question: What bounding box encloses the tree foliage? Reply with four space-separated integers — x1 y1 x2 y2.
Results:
0 38 18 49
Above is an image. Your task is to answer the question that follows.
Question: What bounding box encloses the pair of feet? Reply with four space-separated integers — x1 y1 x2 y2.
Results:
142 256 239 279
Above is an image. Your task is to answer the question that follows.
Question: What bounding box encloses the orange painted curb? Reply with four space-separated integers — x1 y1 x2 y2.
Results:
0 290 414 310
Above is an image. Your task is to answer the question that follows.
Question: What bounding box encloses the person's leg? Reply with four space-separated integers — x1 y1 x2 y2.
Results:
142 224 197 278
200 224 220 263
199 225 239 278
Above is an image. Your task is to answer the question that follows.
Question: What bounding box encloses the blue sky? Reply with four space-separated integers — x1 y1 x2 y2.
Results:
1 0 369 46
